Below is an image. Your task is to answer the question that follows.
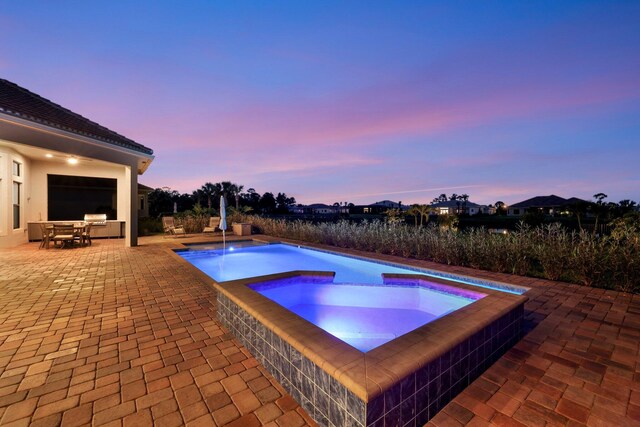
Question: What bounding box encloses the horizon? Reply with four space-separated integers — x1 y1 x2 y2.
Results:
2 1 639 206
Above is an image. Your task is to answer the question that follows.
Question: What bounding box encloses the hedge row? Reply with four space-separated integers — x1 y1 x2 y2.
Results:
239 215 640 293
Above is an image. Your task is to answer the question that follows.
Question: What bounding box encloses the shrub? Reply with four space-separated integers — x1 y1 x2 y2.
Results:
174 204 218 233
529 223 571 280
568 230 609 288
607 219 640 293
138 217 163 236
237 214 640 293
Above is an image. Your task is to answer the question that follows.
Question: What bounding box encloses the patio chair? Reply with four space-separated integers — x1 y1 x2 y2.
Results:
202 216 221 234
51 224 79 248
162 217 187 237
39 223 53 249
81 223 92 246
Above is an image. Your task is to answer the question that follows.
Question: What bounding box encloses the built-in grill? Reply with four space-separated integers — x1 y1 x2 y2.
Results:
84 213 107 226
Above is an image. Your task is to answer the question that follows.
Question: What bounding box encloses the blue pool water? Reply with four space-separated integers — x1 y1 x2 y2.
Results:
251 278 481 351
178 242 526 294
179 243 418 284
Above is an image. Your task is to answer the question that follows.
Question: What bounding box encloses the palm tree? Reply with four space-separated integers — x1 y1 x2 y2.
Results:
216 182 244 208
199 182 218 211
192 188 205 206
460 194 469 214
592 193 609 234
407 205 421 226
416 204 433 227
241 188 261 211
567 199 589 231
229 183 245 209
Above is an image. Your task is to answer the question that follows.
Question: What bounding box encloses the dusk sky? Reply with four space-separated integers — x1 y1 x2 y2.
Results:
2 1 639 205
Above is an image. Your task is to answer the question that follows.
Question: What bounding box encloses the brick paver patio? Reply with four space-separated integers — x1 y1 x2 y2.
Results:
0 236 638 426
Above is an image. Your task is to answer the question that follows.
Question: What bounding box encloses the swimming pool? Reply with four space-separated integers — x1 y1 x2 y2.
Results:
176 240 528 425
178 241 527 294
251 278 484 352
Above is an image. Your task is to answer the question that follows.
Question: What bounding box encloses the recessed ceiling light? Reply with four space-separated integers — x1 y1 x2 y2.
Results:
45 153 53 158
67 157 79 165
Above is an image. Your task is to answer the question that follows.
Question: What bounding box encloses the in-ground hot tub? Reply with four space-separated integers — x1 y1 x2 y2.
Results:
251 276 484 352
216 271 527 427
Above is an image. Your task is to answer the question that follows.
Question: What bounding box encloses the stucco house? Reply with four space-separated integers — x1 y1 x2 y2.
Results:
0 79 154 248
507 195 586 216
350 200 406 215
138 183 153 219
430 200 485 215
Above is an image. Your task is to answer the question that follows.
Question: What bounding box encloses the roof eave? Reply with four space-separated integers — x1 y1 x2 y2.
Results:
0 112 154 174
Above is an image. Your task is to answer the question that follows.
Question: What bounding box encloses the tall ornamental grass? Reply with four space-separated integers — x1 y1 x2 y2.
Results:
236 215 640 293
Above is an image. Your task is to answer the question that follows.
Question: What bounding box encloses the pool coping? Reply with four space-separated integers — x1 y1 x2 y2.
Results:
214 270 527 403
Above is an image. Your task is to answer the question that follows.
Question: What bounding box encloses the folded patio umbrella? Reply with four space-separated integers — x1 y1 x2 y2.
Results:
220 195 227 248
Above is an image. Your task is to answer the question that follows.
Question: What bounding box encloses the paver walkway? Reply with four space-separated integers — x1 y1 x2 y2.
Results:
0 236 638 426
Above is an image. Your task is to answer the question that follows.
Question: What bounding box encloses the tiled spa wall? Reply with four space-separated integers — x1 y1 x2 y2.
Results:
217 293 363 426
218 293 524 427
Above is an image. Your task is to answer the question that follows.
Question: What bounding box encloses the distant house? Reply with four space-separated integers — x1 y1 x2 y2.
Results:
138 183 153 218
289 205 309 215
290 204 348 215
480 205 496 215
0 79 154 247
507 195 586 216
307 203 337 215
430 200 485 215
371 200 405 209
351 200 406 215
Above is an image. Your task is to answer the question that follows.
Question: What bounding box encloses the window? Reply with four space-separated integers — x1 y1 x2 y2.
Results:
12 161 21 177
139 196 145 211
513 208 520 215
13 182 21 229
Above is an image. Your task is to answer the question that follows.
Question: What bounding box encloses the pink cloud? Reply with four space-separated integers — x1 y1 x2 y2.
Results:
130 68 640 160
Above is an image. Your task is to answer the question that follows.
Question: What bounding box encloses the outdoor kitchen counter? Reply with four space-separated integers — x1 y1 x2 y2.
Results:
27 220 125 240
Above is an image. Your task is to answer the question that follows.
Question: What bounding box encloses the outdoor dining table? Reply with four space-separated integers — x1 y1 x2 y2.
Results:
48 223 89 248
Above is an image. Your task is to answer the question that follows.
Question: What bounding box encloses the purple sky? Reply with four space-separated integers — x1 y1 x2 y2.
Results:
2 1 639 205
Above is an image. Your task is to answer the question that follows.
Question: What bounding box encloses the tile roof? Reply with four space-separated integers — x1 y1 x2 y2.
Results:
509 194 574 208
0 78 153 156
430 200 481 208
565 196 588 205
371 200 402 207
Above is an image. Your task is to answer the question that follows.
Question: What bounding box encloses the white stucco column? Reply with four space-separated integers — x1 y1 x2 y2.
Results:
125 164 138 247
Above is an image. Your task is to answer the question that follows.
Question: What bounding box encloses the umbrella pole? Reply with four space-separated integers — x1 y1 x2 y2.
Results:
222 230 226 249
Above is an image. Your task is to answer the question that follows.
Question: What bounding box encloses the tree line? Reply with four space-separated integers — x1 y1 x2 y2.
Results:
148 181 296 217
149 184 638 231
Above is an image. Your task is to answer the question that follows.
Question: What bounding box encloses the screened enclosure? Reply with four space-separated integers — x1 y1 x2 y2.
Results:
47 175 117 220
